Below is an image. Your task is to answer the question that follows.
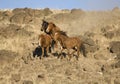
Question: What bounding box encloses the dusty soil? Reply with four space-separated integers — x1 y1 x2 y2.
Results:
0 8 120 84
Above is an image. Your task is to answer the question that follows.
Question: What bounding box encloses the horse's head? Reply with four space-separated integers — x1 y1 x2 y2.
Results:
41 20 49 32
46 22 56 33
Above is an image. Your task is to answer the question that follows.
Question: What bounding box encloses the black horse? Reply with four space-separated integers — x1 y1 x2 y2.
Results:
33 46 50 58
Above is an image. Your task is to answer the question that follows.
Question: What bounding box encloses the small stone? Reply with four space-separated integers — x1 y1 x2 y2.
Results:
23 80 33 84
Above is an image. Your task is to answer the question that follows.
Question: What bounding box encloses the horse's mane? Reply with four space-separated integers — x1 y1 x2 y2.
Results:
49 22 56 27
57 31 68 36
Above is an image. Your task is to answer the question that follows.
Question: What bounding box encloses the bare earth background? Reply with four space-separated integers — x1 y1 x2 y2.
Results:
0 7 120 84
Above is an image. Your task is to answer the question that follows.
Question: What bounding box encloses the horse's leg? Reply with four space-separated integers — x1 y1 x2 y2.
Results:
60 48 64 59
46 46 50 57
76 47 80 61
51 40 55 51
54 40 59 54
67 49 71 61
58 47 63 59
40 47 44 59
71 50 76 55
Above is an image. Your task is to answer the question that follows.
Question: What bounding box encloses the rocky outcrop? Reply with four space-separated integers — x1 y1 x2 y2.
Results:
81 36 99 53
10 8 52 24
109 41 120 54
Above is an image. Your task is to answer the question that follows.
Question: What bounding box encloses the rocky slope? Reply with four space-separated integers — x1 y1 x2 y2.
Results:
0 7 120 84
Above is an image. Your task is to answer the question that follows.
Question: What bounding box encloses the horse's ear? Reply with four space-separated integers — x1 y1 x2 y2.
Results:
53 23 56 27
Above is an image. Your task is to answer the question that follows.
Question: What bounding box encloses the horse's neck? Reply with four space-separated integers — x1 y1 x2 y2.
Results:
53 26 60 32
50 27 60 39
51 27 58 36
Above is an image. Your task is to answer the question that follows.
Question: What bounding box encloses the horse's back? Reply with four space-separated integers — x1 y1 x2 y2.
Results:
39 34 52 47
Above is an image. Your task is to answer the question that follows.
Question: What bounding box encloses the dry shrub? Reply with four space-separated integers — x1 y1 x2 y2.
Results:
0 10 12 22
10 12 32 24
0 50 18 66
0 24 33 38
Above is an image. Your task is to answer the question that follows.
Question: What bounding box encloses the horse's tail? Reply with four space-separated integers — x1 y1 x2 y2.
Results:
80 43 87 57
83 41 94 46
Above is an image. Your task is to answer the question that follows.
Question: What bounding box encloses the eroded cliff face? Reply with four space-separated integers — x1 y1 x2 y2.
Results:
0 8 120 84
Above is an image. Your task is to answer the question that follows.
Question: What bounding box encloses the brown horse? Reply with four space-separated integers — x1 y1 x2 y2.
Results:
54 31 86 60
38 33 52 59
46 22 60 38
41 21 61 51
44 22 61 52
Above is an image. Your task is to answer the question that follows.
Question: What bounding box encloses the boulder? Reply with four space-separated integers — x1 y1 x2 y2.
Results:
101 25 120 39
109 41 120 54
79 36 99 55
104 31 115 39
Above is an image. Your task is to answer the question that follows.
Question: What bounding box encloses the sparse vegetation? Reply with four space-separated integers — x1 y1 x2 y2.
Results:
0 7 120 84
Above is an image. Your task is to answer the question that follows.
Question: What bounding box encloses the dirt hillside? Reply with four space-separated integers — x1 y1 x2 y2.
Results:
0 7 120 84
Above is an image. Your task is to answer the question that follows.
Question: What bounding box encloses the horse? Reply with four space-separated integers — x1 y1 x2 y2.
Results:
41 20 61 51
54 31 86 61
41 20 49 33
41 20 61 37
45 22 60 38
38 33 52 59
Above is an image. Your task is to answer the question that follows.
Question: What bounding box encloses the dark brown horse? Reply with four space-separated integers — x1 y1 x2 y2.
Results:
41 20 49 33
38 33 52 59
41 21 61 51
54 31 86 60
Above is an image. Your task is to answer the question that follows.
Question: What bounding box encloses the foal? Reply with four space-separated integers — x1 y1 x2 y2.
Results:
54 31 85 60
38 33 52 59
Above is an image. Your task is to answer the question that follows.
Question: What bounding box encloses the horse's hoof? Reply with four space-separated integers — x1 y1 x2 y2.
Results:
39 57 42 60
